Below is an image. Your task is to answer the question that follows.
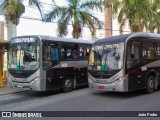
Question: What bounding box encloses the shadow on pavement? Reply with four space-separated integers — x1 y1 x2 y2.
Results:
17 85 89 98
90 89 160 99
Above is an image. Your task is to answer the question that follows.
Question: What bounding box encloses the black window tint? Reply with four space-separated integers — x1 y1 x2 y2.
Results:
43 41 59 69
61 44 74 60
126 41 140 69
79 46 90 60
155 42 160 59
127 41 140 60
43 46 59 60
79 47 84 58
142 42 155 59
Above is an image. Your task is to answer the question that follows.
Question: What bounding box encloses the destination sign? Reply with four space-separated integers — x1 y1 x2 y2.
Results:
11 37 36 43
104 44 119 49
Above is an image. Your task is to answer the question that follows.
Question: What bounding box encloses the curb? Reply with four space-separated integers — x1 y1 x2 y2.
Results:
0 87 28 96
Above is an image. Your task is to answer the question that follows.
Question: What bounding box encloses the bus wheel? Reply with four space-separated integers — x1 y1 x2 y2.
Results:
62 77 73 92
145 75 155 94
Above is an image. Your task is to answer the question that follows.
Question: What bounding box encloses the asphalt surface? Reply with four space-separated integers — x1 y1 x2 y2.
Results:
0 87 160 120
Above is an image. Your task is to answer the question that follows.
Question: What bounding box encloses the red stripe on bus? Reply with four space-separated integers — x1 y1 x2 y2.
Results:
127 66 160 75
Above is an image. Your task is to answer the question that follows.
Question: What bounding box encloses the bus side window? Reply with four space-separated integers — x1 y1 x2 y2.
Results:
61 44 74 60
61 44 68 60
79 47 84 59
142 42 155 59
79 46 90 60
51 47 59 60
73 44 78 59
61 48 65 59
155 42 160 58
84 48 90 60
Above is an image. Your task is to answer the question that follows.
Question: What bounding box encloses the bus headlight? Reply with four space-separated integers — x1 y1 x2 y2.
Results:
88 73 95 82
113 76 128 83
31 77 40 84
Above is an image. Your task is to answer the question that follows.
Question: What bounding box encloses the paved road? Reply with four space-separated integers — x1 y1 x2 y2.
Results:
0 87 160 120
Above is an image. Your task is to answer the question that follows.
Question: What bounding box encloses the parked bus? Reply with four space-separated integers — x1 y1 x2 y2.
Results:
8 35 92 92
88 32 160 93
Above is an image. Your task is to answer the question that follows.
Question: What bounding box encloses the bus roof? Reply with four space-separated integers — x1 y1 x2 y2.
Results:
94 32 160 45
12 35 93 44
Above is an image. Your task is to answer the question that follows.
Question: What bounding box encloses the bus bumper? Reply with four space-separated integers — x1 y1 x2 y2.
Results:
88 79 128 92
9 77 42 91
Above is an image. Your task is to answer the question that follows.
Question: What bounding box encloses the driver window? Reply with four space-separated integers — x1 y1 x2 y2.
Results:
127 41 140 68
43 41 59 69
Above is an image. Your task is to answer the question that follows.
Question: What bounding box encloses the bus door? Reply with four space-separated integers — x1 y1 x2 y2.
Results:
126 40 143 91
76 45 90 85
42 41 60 90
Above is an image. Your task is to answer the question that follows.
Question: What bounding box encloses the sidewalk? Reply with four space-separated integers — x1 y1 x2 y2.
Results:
0 84 26 96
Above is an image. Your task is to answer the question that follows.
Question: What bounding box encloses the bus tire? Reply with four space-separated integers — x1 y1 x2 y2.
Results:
62 77 73 92
145 75 155 94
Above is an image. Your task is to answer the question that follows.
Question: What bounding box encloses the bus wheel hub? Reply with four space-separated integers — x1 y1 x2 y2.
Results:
65 80 72 88
149 80 154 89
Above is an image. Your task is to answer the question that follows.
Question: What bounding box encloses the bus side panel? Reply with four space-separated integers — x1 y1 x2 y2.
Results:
75 67 88 85
127 63 160 92
46 68 62 90
45 67 88 90
128 68 146 91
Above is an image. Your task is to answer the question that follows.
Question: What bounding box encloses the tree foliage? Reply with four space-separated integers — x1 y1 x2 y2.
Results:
44 0 103 39
104 0 157 34
0 0 43 25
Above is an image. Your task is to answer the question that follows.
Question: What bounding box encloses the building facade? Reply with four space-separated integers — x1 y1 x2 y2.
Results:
0 21 9 87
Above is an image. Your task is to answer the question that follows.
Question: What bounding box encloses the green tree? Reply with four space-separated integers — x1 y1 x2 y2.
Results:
105 0 153 34
44 0 103 39
0 0 43 41
147 0 160 33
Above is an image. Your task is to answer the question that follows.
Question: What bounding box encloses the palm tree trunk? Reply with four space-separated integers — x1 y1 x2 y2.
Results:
6 19 17 41
72 25 81 39
104 5 112 37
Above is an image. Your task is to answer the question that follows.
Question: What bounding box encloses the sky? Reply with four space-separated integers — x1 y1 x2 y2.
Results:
17 0 73 37
0 0 131 40
0 0 105 40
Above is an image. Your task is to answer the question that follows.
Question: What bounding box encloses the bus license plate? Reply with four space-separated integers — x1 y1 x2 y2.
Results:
17 85 23 88
98 86 105 89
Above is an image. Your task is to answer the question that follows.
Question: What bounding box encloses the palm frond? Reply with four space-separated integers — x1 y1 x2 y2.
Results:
45 0 103 38
80 0 103 12
29 0 44 20
78 11 102 38
57 14 71 37
119 17 127 34
44 7 68 22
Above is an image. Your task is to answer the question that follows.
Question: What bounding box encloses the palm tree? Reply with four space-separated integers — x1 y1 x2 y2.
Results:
44 0 103 39
147 0 160 33
0 0 43 41
105 0 153 34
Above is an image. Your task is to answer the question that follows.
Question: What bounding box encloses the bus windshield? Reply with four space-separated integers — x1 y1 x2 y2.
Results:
88 42 124 71
8 43 40 70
